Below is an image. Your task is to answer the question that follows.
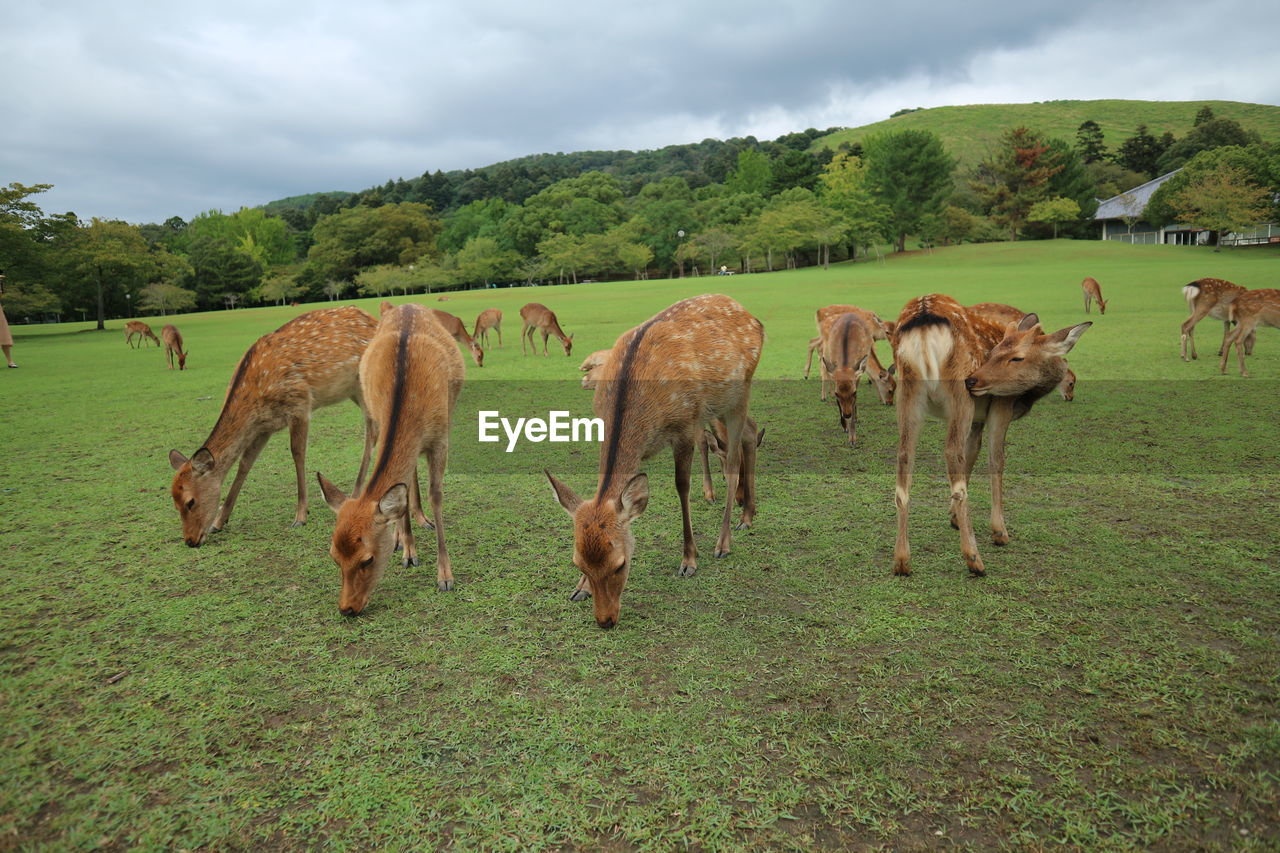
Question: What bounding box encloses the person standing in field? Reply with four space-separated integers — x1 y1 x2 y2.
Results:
0 273 16 368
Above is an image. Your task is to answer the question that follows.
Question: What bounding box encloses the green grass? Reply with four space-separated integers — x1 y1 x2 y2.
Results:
3 240 1279 850
815 99 1280 170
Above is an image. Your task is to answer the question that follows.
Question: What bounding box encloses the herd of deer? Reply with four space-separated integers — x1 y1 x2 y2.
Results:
160 274 1275 628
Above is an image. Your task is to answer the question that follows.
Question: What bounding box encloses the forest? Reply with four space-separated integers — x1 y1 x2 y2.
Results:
2 103 1277 325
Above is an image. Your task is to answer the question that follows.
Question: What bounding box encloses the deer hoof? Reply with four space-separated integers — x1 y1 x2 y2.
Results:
403 556 420 568
734 520 752 530
394 541 403 552
290 520 306 528
992 531 1009 546
713 548 730 559
569 589 591 602
892 559 912 576
678 563 698 577
437 579 454 592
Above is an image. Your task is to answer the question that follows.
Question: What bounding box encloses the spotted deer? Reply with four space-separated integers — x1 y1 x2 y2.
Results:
1081 277 1107 314
473 308 503 349
546 294 764 629
317 303 464 615
430 308 484 367
891 295 1089 577
125 320 161 348
968 303 1078 401
819 313 877 445
161 324 187 370
1220 289 1280 377
803 304 894 404
168 306 378 547
1181 278 1254 361
520 303 574 356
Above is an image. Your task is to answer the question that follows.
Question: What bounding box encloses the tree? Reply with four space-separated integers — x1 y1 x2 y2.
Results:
258 272 305 306
1145 145 1279 229
62 219 184 330
970 126 1063 240
138 282 198 315
1168 163 1272 250
770 149 820 194
184 235 263 309
307 202 441 283
863 130 953 252
725 149 773 197
1027 197 1082 239
452 236 520 287
1156 117 1259 174
1194 105 1215 126
1115 124 1168 178
1075 120 1107 163
818 152 891 259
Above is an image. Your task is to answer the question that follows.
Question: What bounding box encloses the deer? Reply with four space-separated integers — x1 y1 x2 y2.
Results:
125 320 161 348
168 306 378 548
1220 289 1280 377
161 324 187 370
317 303 464 615
546 294 764 630
803 304 895 405
1081 277 1108 315
579 349 611 390
818 312 878 446
968 303 1079 401
430 308 484 367
1181 277 1255 362
891 295 1089 578
473 308 503 349
520 303 574 356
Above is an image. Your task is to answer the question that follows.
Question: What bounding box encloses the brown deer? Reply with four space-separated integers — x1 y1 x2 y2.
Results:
803 304 894 404
546 294 764 629
579 349 611 390
168 306 378 547
430 308 484 367
968 303 1079 401
125 320 161 348
819 313 876 445
1081 277 1107 314
317 303 464 614
1181 278 1254 361
1220 289 1280 377
161 324 187 370
891 295 1089 577
699 417 764 518
473 308 503 349
520 303 574 356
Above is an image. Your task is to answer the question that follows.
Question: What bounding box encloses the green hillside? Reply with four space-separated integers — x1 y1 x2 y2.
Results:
815 99 1280 169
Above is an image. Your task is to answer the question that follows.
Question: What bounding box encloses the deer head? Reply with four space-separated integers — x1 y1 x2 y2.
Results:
966 314 1090 398
169 448 221 547
822 354 869 444
317 474 407 617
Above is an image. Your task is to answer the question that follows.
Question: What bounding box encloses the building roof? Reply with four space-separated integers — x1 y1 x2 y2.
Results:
1093 169 1181 221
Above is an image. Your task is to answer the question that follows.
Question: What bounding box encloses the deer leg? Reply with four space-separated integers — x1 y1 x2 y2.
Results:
287 415 311 527
736 429 758 530
426 445 451 590
945 391 984 576
1245 329 1256 356
1219 318 1232 358
673 437 699 576
892 381 924 576
521 323 529 354
986 399 1013 546
953 423 984 530
569 574 591 602
698 430 715 502
803 337 820 379
496 324 503 348
541 330 550 355
714 412 746 558
1181 309 1206 361
215 432 270 532
412 467 432 528
397 504 418 569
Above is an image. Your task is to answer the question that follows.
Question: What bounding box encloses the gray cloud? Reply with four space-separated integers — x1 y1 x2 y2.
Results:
2 0 1276 224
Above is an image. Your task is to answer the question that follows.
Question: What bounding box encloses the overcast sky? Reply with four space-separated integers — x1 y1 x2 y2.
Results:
3 0 1277 225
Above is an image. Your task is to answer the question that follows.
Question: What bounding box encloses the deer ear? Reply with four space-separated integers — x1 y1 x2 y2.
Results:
377 483 409 519
569 332 575 340
1016 313 1040 331
705 427 726 455
1043 322 1092 356
380 301 395 316
755 427 766 448
191 447 216 475
854 354 869 373
821 356 835 374
169 449 189 471
545 470 582 515
617 473 649 524
316 472 348 513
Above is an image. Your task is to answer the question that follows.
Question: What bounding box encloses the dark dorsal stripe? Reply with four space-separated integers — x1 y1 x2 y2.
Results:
897 310 949 335
204 339 259 448
598 312 665 495
366 312 414 493
837 314 854 368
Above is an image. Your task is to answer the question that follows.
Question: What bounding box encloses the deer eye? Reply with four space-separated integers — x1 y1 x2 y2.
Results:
613 562 626 576
185 499 196 510
360 557 374 571
1009 357 1024 362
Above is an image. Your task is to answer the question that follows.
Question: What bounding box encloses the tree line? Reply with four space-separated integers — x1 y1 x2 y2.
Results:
2 109 1276 326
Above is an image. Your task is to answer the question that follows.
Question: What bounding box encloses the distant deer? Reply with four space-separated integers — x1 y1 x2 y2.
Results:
473 308 503 349
1220 289 1280 377
891 295 1089 577
579 349 611 390
161 324 187 370
430 308 484 367
819 313 877 445
317 303 464 615
520 303 574 356
546 294 764 629
168 306 378 547
125 320 161 348
968 303 1079 401
803 304 894 404
1081 277 1107 314
1181 278 1254 361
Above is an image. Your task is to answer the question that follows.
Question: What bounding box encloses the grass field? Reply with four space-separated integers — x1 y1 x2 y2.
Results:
2 240 1278 850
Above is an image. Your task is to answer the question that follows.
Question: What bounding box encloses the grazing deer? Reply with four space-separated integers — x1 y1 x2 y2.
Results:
804 304 895 404
161 324 187 370
168 306 378 547
819 313 877 445
1181 277 1254 361
474 308 503 349
430 308 484 367
1220 289 1280 377
968 303 1079 402
891 295 1089 577
125 320 161 348
546 294 764 629
520 303 574 356
699 417 764 517
579 349 611 390
317 303 464 614
1081 277 1107 315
